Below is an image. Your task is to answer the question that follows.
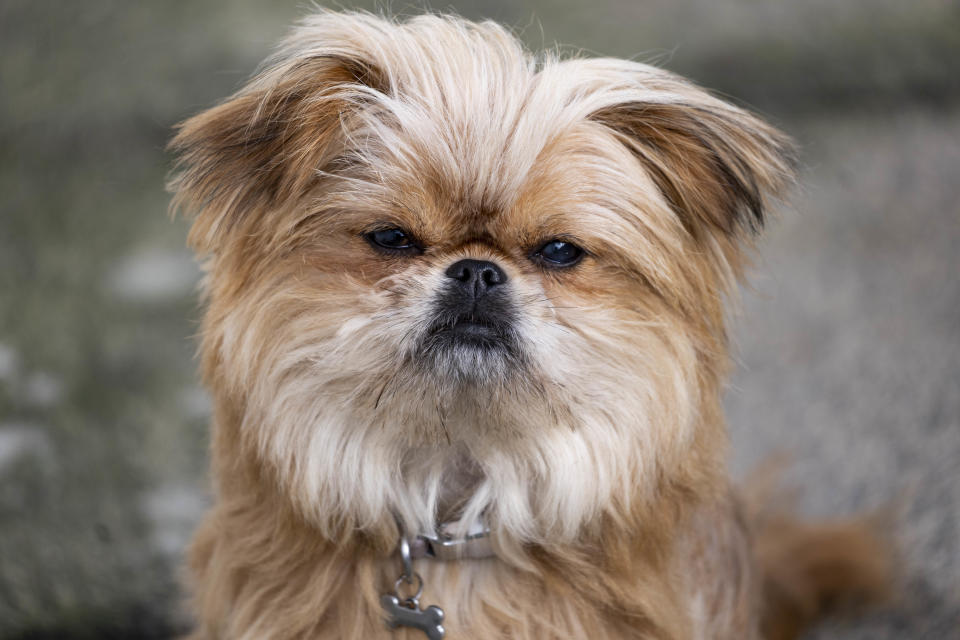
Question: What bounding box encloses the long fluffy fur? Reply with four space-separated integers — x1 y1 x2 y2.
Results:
169 11 888 639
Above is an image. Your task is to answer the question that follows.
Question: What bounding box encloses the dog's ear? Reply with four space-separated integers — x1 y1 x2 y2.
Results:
168 20 388 254
590 79 795 242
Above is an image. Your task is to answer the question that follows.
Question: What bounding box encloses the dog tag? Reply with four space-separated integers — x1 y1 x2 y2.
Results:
380 593 445 639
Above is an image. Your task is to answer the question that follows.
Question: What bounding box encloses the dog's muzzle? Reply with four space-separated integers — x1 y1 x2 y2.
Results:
418 258 521 369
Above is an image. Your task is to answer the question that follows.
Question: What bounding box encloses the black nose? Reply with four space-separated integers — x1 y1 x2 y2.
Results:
444 259 507 297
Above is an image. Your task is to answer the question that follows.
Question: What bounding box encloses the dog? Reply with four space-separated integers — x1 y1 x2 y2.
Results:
169 11 890 639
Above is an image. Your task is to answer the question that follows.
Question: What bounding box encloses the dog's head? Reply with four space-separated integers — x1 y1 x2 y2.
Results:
170 12 792 547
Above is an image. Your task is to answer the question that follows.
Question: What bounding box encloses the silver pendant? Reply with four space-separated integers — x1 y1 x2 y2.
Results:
380 590 445 639
382 534 445 638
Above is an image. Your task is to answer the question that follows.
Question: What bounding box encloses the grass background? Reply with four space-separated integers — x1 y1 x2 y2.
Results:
1 0 958 637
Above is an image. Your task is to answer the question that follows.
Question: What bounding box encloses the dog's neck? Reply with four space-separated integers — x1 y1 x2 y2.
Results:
432 449 485 520
394 448 497 561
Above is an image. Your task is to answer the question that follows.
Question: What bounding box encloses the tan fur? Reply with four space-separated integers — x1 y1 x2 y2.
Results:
169 11 888 639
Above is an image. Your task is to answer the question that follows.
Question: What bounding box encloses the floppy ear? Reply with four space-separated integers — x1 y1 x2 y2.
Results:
590 87 795 242
168 33 387 254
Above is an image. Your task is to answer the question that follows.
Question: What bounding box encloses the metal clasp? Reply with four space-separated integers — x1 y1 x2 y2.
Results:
419 521 493 561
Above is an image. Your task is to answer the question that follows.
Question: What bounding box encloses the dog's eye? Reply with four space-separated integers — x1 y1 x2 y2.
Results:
364 228 421 253
532 240 584 268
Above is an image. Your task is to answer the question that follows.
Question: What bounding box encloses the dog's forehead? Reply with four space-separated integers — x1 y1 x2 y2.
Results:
373 110 667 254
320 44 690 256
383 104 555 219
340 58 590 223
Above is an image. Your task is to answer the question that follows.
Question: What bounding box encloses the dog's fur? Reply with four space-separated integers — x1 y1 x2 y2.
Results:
169 11 889 639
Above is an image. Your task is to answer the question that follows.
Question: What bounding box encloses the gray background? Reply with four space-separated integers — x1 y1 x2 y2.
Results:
1 1 957 637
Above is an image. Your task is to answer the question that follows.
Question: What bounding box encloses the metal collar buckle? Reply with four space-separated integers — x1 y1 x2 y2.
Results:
417 521 493 561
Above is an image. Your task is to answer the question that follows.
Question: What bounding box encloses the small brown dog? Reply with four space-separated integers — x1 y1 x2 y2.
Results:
170 11 889 639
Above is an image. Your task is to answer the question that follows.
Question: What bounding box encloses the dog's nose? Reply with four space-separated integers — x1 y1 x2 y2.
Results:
444 259 507 297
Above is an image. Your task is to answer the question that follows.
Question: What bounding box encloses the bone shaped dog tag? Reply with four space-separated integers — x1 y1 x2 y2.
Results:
380 594 445 639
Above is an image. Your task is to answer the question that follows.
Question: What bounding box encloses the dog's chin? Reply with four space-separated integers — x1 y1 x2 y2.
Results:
416 320 525 386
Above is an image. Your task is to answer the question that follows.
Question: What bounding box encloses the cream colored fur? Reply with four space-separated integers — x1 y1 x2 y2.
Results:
168 11 887 640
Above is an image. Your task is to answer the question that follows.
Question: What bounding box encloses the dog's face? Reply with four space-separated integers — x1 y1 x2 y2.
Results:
171 13 792 547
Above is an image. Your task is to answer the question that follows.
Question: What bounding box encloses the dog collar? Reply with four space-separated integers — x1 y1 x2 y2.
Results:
380 517 492 639
409 518 494 561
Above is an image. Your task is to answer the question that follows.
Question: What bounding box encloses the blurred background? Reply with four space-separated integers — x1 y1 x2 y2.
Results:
1 0 958 637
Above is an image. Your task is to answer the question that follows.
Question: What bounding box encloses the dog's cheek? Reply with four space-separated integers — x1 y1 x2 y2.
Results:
198 270 415 531
208 267 391 433
526 274 703 453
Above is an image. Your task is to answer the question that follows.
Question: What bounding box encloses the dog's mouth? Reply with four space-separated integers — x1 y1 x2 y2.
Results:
423 313 514 352
416 290 524 380
440 315 504 338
